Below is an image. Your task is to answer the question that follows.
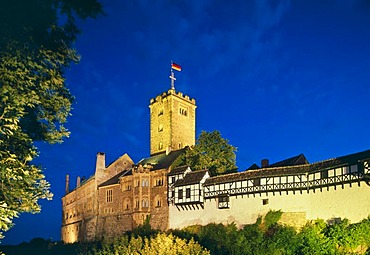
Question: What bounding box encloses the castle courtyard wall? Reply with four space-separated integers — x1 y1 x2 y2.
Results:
169 182 370 230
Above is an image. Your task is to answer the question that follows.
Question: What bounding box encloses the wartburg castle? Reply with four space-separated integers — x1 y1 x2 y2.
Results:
61 66 370 243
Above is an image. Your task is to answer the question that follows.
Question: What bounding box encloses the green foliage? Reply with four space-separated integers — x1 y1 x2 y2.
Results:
129 215 159 238
87 233 210 255
263 210 283 229
3 214 370 254
298 219 337 254
178 130 237 176
171 213 370 255
0 0 102 239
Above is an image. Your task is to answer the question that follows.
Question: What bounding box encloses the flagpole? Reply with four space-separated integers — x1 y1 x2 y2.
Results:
169 63 176 90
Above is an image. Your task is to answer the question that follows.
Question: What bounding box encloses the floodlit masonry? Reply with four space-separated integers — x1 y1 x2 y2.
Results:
61 86 370 243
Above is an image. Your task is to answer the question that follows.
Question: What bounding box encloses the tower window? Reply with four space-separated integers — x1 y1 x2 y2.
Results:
158 108 163 116
179 107 188 116
158 124 163 132
159 142 163 150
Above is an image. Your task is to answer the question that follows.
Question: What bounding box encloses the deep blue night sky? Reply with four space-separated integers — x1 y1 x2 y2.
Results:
3 0 370 244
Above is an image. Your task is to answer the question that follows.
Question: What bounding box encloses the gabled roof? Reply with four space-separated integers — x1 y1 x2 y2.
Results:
174 170 209 187
137 149 185 170
268 154 309 167
246 163 260 170
204 149 370 186
98 169 131 188
168 165 190 176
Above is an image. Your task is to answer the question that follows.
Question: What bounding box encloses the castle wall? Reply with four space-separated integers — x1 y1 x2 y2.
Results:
149 169 169 230
61 178 97 242
169 182 370 230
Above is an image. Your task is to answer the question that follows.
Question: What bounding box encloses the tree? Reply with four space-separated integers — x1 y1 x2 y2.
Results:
0 0 102 239
89 233 210 255
179 130 237 176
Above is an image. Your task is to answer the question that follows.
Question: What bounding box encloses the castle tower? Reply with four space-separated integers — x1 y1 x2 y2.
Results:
149 88 196 156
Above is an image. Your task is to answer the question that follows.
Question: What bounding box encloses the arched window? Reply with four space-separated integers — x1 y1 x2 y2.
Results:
124 198 130 210
142 199 149 208
156 198 162 208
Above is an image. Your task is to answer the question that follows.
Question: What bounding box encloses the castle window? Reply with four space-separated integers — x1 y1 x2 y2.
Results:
321 170 328 179
142 179 149 187
178 189 183 199
142 199 149 208
186 188 191 198
155 196 162 208
135 200 139 209
126 184 132 191
253 178 261 186
156 178 164 186
106 189 113 203
179 107 188 116
124 199 130 210
158 108 163 116
158 124 163 132
262 199 269 205
159 142 163 150
218 195 229 209
178 142 182 149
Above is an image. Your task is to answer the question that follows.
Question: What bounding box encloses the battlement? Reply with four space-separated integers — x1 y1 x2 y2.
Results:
150 89 196 105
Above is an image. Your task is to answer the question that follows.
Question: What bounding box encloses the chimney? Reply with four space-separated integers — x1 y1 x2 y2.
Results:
96 152 106 172
65 174 69 194
77 176 81 188
261 159 269 168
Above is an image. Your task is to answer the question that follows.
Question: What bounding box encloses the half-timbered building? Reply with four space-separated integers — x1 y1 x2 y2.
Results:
169 150 370 230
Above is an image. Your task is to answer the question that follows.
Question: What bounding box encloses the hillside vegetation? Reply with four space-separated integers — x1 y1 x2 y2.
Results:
2 212 370 255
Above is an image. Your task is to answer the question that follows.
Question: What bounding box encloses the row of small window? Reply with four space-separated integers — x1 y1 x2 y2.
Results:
209 168 361 191
177 188 191 199
158 142 183 150
65 204 92 219
121 178 164 192
157 107 189 116
124 199 162 210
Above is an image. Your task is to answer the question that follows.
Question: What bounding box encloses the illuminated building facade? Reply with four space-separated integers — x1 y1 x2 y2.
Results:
61 85 370 243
